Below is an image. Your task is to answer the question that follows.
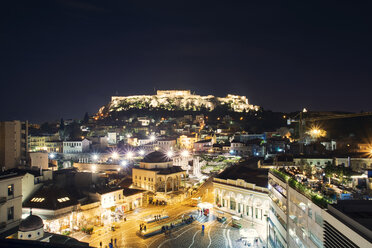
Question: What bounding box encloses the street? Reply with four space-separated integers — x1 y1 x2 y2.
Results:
71 177 266 248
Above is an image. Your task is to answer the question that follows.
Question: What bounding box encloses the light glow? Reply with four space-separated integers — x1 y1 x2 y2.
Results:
112 152 119 159
167 150 174 157
181 150 189 157
126 151 134 159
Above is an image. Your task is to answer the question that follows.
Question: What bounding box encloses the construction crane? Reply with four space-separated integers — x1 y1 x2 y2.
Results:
288 110 372 153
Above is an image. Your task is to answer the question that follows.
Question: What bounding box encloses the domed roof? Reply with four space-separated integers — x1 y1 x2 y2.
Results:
19 215 44 232
142 151 172 163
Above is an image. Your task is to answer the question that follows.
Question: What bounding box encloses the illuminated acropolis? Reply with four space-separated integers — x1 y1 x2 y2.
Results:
102 90 259 113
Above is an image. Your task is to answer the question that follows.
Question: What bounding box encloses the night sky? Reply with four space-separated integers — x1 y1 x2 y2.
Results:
1 1 372 123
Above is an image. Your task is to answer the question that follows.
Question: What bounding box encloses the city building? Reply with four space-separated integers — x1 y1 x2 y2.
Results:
0 172 23 236
177 135 197 150
62 139 91 154
16 212 89 246
230 141 249 156
323 200 372 247
28 135 61 153
0 120 28 170
29 152 49 170
132 151 186 194
22 185 80 220
194 139 213 152
268 168 329 248
213 166 269 226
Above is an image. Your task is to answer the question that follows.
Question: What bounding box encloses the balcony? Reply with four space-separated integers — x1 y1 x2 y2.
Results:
0 197 6 204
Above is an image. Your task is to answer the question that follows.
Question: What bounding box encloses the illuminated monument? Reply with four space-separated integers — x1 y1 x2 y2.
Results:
98 90 259 115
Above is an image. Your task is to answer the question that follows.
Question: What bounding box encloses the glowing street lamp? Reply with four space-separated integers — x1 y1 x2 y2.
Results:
138 150 145 156
126 151 134 159
120 160 127 166
49 153 56 159
150 134 156 142
167 150 174 158
181 150 189 157
112 152 119 160
92 154 99 161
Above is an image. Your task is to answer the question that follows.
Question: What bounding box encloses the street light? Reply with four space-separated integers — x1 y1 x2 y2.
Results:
149 134 156 142
112 152 119 160
167 150 174 158
49 153 56 159
120 160 127 166
92 154 99 161
181 150 189 157
126 151 134 159
138 150 145 156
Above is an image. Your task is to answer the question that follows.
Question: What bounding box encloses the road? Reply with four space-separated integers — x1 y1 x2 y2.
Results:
73 175 266 247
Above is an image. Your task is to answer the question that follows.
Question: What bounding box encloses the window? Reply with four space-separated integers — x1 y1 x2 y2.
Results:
255 208 258 219
7 206 14 221
28 234 32 238
31 197 45 202
230 198 236 210
57 197 70 202
8 184 14 196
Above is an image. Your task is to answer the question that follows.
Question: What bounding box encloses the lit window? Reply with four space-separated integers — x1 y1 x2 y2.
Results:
57 197 70 202
31 197 45 202
8 184 14 196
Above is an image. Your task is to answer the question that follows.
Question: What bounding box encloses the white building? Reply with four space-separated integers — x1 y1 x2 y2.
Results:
0 173 23 235
268 170 325 248
137 117 151 126
107 132 118 145
63 139 91 154
213 168 269 226
322 201 372 247
230 141 249 156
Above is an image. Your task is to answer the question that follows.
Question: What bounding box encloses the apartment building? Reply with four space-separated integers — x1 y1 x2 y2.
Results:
0 173 23 236
0 120 28 170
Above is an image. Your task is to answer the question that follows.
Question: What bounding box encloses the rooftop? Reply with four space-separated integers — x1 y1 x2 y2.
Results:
216 159 268 187
23 186 79 210
328 200 372 243
142 151 172 163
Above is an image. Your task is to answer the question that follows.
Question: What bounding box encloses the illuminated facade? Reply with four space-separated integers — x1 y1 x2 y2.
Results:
29 136 62 153
99 90 259 115
132 151 186 193
177 135 197 150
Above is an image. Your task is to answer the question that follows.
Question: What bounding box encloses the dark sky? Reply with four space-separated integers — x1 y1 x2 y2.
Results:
1 0 372 123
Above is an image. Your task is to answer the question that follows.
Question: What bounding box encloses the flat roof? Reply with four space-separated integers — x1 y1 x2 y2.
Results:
216 159 268 187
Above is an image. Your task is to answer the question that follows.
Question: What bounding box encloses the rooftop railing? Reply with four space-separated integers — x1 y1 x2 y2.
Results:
270 169 332 208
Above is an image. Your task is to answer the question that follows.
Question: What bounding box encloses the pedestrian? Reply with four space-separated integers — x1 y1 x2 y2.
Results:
144 225 147 231
111 238 113 244
114 238 117 246
99 241 102 247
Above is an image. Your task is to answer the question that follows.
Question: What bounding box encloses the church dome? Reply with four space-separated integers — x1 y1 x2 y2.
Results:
142 151 172 163
19 215 44 232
